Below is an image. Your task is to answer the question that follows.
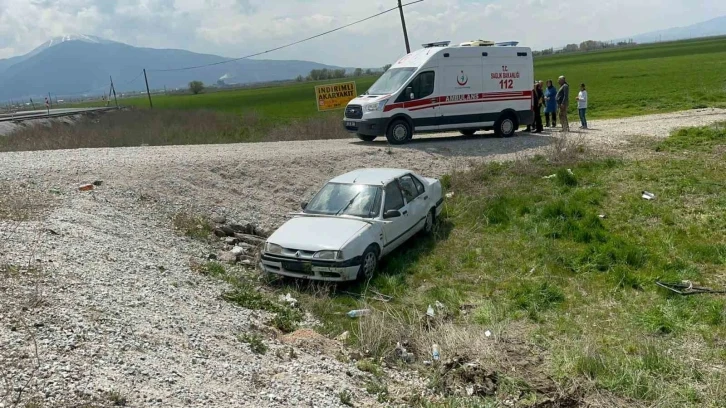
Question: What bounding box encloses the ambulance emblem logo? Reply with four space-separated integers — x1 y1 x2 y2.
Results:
457 71 468 86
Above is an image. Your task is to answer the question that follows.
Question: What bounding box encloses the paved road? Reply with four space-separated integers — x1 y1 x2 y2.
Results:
0 107 114 122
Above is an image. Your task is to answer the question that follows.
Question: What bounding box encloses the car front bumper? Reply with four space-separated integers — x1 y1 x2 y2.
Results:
260 253 361 282
342 117 388 136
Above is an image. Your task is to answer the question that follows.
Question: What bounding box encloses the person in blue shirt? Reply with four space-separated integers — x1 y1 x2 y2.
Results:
543 80 558 127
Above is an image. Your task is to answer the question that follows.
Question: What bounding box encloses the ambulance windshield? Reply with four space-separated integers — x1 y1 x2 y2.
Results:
366 68 416 95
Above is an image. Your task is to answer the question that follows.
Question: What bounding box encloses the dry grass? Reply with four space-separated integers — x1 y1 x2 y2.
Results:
355 305 500 363
1 221 45 405
0 179 56 405
171 212 214 241
0 183 55 222
265 114 348 141
0 109 349 152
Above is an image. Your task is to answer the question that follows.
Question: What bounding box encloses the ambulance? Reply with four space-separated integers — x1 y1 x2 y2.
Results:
343 40 534 144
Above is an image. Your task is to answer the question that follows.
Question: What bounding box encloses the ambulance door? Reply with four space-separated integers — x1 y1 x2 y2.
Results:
483 53 532 121
438 56 483 130
395 69 440 132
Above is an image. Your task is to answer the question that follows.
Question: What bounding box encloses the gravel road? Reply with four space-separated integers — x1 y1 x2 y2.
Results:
1 108 725 407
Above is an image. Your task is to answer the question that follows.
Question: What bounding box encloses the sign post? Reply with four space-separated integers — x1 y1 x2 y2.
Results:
314 81 357 112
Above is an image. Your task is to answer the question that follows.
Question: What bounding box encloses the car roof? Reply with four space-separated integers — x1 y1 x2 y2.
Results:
329 168 413 185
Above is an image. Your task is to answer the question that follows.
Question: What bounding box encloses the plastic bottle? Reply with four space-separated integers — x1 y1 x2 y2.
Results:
432 344 440 361
346 309 371 318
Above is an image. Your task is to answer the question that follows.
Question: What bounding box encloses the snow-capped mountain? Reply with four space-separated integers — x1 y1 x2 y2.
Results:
0 34 342 101
23 34 118 60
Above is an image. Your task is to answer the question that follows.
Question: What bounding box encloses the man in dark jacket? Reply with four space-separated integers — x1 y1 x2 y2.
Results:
556 76 570 132
526 81 544 133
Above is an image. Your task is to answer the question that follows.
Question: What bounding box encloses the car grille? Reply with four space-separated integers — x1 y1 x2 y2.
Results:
280 248 315 259
281 260 314 275
344 105 363 119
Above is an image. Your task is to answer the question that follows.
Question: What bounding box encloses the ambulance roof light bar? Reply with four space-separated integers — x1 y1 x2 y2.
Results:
495 41 520 46
422 41 451 48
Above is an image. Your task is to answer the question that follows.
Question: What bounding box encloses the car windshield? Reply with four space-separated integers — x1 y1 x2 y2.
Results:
305 183 382 218
366 67 416 95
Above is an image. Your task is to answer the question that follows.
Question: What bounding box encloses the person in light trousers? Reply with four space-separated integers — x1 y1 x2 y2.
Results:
556 76 569 132
576 83 588 129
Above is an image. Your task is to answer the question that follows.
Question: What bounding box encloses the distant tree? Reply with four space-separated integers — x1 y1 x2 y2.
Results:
382 64 392 72
295 75 304 82
563 43 579 53
334 69 346 79
353 68 363 77
365 68 373 75
189 81 205 95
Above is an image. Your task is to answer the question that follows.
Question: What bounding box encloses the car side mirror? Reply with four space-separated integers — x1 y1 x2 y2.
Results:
301 201 307 210
406 87 414 100
383 209 401 219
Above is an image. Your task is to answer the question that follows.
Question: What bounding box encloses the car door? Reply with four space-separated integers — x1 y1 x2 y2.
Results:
394 70 440 132
398 174 428 231
381 181 417 255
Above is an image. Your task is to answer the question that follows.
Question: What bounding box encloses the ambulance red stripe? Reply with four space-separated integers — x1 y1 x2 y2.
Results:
408 96 531 111
383 90 532 112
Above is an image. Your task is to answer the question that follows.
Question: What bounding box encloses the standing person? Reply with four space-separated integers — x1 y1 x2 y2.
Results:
544 80 557 127
533 81 544 133
526 82 544 132
556 75 570 132
576 83 588 129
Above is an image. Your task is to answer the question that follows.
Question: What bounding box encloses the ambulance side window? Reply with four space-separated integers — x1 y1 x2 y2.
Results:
397 71 435 102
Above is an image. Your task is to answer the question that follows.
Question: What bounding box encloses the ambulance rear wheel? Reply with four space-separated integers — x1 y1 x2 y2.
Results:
386 120 411 145
357 134 377 142
494 114 518 138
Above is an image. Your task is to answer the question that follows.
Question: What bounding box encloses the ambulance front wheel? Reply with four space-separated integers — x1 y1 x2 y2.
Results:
357 134 377 142
386 120 411 145
494 113 518 138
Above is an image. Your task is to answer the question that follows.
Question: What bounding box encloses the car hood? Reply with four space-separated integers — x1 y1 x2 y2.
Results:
348 94 390 107
267 216 370 251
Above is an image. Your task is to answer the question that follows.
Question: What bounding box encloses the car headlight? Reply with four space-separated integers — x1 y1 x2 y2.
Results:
265 242 282 254
312 250 343 260
365 98 389 112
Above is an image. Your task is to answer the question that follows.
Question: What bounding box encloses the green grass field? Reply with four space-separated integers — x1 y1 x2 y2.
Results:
534 36 726 118
94 36 726 122
275 123 726 407
119 76 379 122
190 123 726 407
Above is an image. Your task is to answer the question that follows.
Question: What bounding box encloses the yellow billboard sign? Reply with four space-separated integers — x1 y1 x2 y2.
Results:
315 81 357 111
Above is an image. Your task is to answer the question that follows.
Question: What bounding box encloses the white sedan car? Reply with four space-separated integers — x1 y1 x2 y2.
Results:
260 168 443 282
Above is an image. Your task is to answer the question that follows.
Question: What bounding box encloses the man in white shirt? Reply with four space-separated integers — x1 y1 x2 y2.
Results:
576 83 588 129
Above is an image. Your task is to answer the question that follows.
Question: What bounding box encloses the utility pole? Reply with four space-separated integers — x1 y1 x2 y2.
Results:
143 69 153 109
48 93 53 109
30 98 36 110
398 0 411 54
110 76 119 109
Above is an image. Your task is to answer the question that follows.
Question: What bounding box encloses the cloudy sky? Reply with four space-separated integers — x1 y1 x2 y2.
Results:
0 0 724 66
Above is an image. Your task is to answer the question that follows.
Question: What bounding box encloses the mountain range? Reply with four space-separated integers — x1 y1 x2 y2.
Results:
0 35 342 101
627 15 726 44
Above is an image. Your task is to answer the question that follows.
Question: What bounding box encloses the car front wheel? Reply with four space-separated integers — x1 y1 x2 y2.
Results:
356 245 379 281
386 119 411 145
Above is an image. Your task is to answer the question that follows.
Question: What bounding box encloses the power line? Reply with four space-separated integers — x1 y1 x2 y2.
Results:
148 0 424 73
121 70 145 86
